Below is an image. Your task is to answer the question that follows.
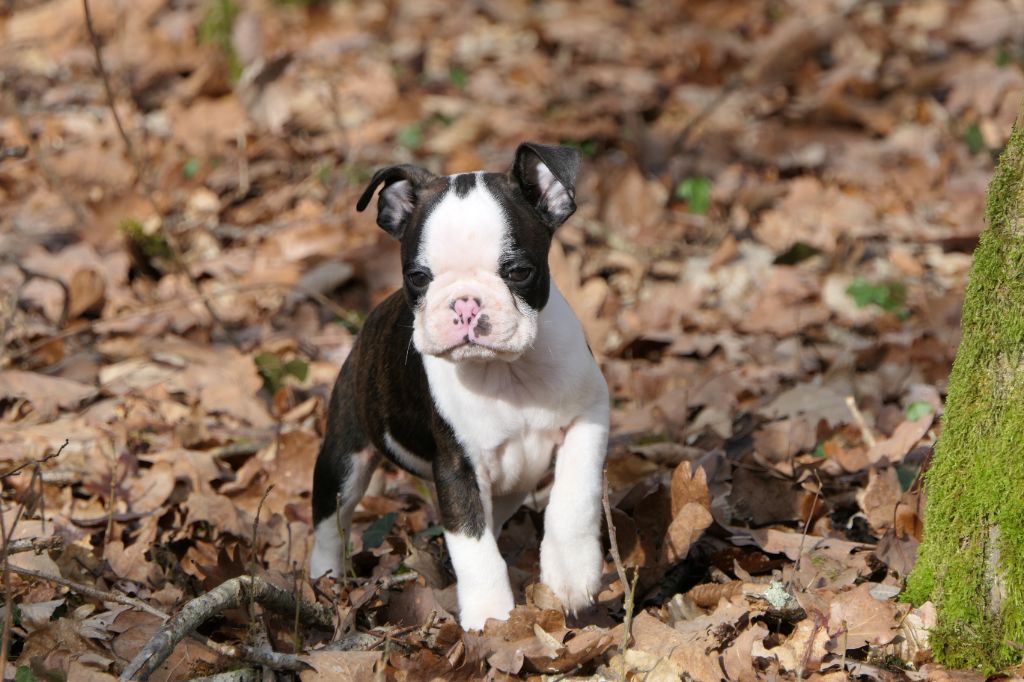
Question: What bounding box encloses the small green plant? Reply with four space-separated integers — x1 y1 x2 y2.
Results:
316 161 333 188
119 218 173 262
964 123 985 154
449 65 469 89
675 176 712 215
15 666 35 682
905 400 934 422
199 0 242 81
396 123 423 151
182 158 201 179
254 352 309 393
846 279 909 317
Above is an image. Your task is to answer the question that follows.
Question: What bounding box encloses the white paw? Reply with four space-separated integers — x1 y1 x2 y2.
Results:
540 535 602 613
310 519 346 580
458 588 515 631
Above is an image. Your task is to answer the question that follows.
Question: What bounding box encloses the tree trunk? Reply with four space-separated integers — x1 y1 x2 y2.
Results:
905 105 1024 671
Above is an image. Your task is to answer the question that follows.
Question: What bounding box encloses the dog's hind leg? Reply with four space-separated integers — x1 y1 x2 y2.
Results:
311 368 382 580
311 443 381 579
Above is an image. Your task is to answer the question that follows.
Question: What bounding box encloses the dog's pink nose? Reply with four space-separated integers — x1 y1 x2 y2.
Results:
449 297 491 341
452 297 481 324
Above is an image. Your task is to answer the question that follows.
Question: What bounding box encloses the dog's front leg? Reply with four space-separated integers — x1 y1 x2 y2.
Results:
541 399 610 612
434 443 514 630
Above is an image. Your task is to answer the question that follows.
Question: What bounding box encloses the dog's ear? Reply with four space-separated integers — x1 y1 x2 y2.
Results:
356 165 437 239
510 142 581 229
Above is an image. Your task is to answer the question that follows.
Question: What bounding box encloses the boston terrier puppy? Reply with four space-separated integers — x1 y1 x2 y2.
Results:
310 143 610 630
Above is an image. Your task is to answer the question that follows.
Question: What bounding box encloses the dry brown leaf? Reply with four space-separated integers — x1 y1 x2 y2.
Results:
0 370 97 421
669 460 710 518
828 583 903 650
858 466 902 532
299 650 381 681
868 414 934 464
662 502 714 564
685 581 745 609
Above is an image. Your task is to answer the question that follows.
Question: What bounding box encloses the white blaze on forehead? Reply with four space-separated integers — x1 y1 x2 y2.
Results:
417 177 508 275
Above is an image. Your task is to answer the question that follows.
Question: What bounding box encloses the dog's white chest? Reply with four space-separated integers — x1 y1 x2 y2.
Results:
478 419 566 494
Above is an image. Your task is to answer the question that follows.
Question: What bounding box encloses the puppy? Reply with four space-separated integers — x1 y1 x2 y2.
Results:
310 143 610 630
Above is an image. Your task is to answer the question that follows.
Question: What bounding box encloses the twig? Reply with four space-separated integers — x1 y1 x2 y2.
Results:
601 477 629 603
602 474 637 670
5 564 168 619
82 0 140 183
793 486 821 583
0 439 67 479
844 396 876 449
105 451 119 545
4 536 63 555
247 485 273 627
120 575 332 681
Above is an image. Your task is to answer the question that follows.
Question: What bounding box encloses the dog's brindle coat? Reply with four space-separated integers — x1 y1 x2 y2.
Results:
311 143 610 629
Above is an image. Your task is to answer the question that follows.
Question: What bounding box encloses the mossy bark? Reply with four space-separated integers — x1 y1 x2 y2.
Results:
904 106 1024 671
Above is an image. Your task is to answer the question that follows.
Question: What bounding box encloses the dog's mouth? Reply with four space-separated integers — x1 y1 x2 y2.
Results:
434 340 521 362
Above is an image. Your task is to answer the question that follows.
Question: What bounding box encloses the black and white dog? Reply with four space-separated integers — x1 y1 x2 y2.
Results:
310 143 610 630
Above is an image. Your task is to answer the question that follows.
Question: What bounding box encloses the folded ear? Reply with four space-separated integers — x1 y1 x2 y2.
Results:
510 142 582 229
356 164 437 239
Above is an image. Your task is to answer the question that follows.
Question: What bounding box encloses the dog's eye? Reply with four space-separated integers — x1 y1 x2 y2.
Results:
507 266 534 284
406 270 431 289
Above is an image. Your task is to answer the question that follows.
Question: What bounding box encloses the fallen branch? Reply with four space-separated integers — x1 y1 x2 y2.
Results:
6 564 308 675
120 575 333 681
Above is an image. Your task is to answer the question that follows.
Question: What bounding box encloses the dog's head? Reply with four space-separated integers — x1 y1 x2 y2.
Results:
357 143 581 363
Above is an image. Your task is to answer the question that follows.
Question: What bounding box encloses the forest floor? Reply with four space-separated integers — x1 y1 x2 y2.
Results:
2 0 1022 679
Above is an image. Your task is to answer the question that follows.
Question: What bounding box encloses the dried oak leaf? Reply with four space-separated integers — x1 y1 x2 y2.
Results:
0 370 97 421
827 583 903 650
299 650 381 681
629 607 748 682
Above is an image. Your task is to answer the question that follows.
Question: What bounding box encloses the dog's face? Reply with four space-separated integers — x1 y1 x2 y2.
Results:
357 143 581 362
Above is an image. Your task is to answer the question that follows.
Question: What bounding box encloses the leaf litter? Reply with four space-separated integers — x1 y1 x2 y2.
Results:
0 0 1010 679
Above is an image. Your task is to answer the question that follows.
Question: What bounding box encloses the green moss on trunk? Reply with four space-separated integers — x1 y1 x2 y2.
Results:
905 110 1024 671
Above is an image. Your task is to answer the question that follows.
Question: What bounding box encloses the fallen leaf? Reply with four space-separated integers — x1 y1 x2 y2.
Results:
0 371 97 421
828 583 903 650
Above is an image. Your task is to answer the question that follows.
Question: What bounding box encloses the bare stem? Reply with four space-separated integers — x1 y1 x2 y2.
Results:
602 474 637 671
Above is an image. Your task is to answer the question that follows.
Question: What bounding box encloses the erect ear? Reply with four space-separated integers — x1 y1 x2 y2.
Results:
510 142 582 229
356 164 437 239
